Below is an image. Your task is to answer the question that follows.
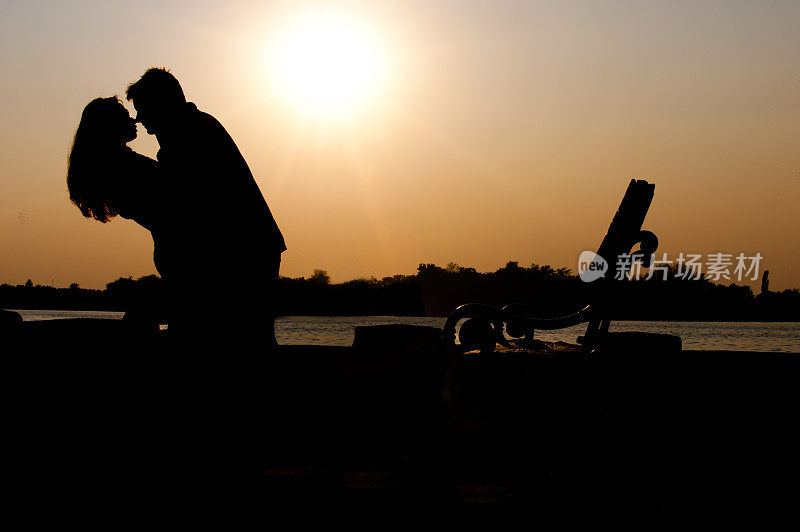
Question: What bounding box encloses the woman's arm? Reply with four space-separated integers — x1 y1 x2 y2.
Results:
109 150 163 231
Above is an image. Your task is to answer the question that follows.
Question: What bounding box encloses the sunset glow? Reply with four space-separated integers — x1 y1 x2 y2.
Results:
266 14 387 119
0 1 797 290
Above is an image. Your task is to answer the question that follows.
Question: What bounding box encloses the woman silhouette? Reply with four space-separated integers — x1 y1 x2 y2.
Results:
67 97 171 280
67 96 172 328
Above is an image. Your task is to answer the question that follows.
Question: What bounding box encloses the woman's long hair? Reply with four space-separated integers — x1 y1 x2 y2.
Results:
67 96 126 222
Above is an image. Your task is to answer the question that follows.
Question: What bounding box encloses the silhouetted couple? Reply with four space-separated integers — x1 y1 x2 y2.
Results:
68 67 285 341
67 68 288 525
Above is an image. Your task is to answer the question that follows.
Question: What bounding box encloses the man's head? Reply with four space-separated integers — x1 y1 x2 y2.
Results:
126 67 186 135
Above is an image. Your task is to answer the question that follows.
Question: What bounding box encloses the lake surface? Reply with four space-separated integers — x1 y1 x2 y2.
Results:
6 310 799 352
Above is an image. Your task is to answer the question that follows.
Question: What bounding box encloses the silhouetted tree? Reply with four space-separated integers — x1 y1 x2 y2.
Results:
310 269 331 286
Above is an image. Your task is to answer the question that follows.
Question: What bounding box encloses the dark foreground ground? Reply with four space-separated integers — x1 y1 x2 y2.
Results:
3 315 799 528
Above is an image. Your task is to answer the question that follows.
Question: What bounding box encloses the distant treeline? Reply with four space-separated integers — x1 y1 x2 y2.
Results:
1 262 798 321
416 262 799 321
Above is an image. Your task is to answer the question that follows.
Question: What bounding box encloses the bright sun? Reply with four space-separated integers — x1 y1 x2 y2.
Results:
268 14 387 119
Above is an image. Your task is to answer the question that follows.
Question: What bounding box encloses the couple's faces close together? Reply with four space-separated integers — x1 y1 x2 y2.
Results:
113 99 162 144
110 101 168 147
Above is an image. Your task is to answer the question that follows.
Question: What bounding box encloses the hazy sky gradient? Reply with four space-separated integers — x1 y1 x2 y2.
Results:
1 0 798 289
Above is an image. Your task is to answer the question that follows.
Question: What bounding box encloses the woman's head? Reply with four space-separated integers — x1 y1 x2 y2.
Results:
67 97 137 222
74 96 137 146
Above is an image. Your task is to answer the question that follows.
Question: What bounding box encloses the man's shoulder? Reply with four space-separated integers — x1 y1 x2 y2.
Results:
159 103 239 164
187 103 227 135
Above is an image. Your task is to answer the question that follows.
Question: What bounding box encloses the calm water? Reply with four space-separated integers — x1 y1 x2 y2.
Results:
7 309 800 353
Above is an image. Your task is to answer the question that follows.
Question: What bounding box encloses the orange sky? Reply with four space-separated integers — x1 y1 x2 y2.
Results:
1 0 798 290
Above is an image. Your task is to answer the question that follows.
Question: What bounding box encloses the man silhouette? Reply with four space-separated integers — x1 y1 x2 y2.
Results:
126 67 285 343
126 67 287 524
